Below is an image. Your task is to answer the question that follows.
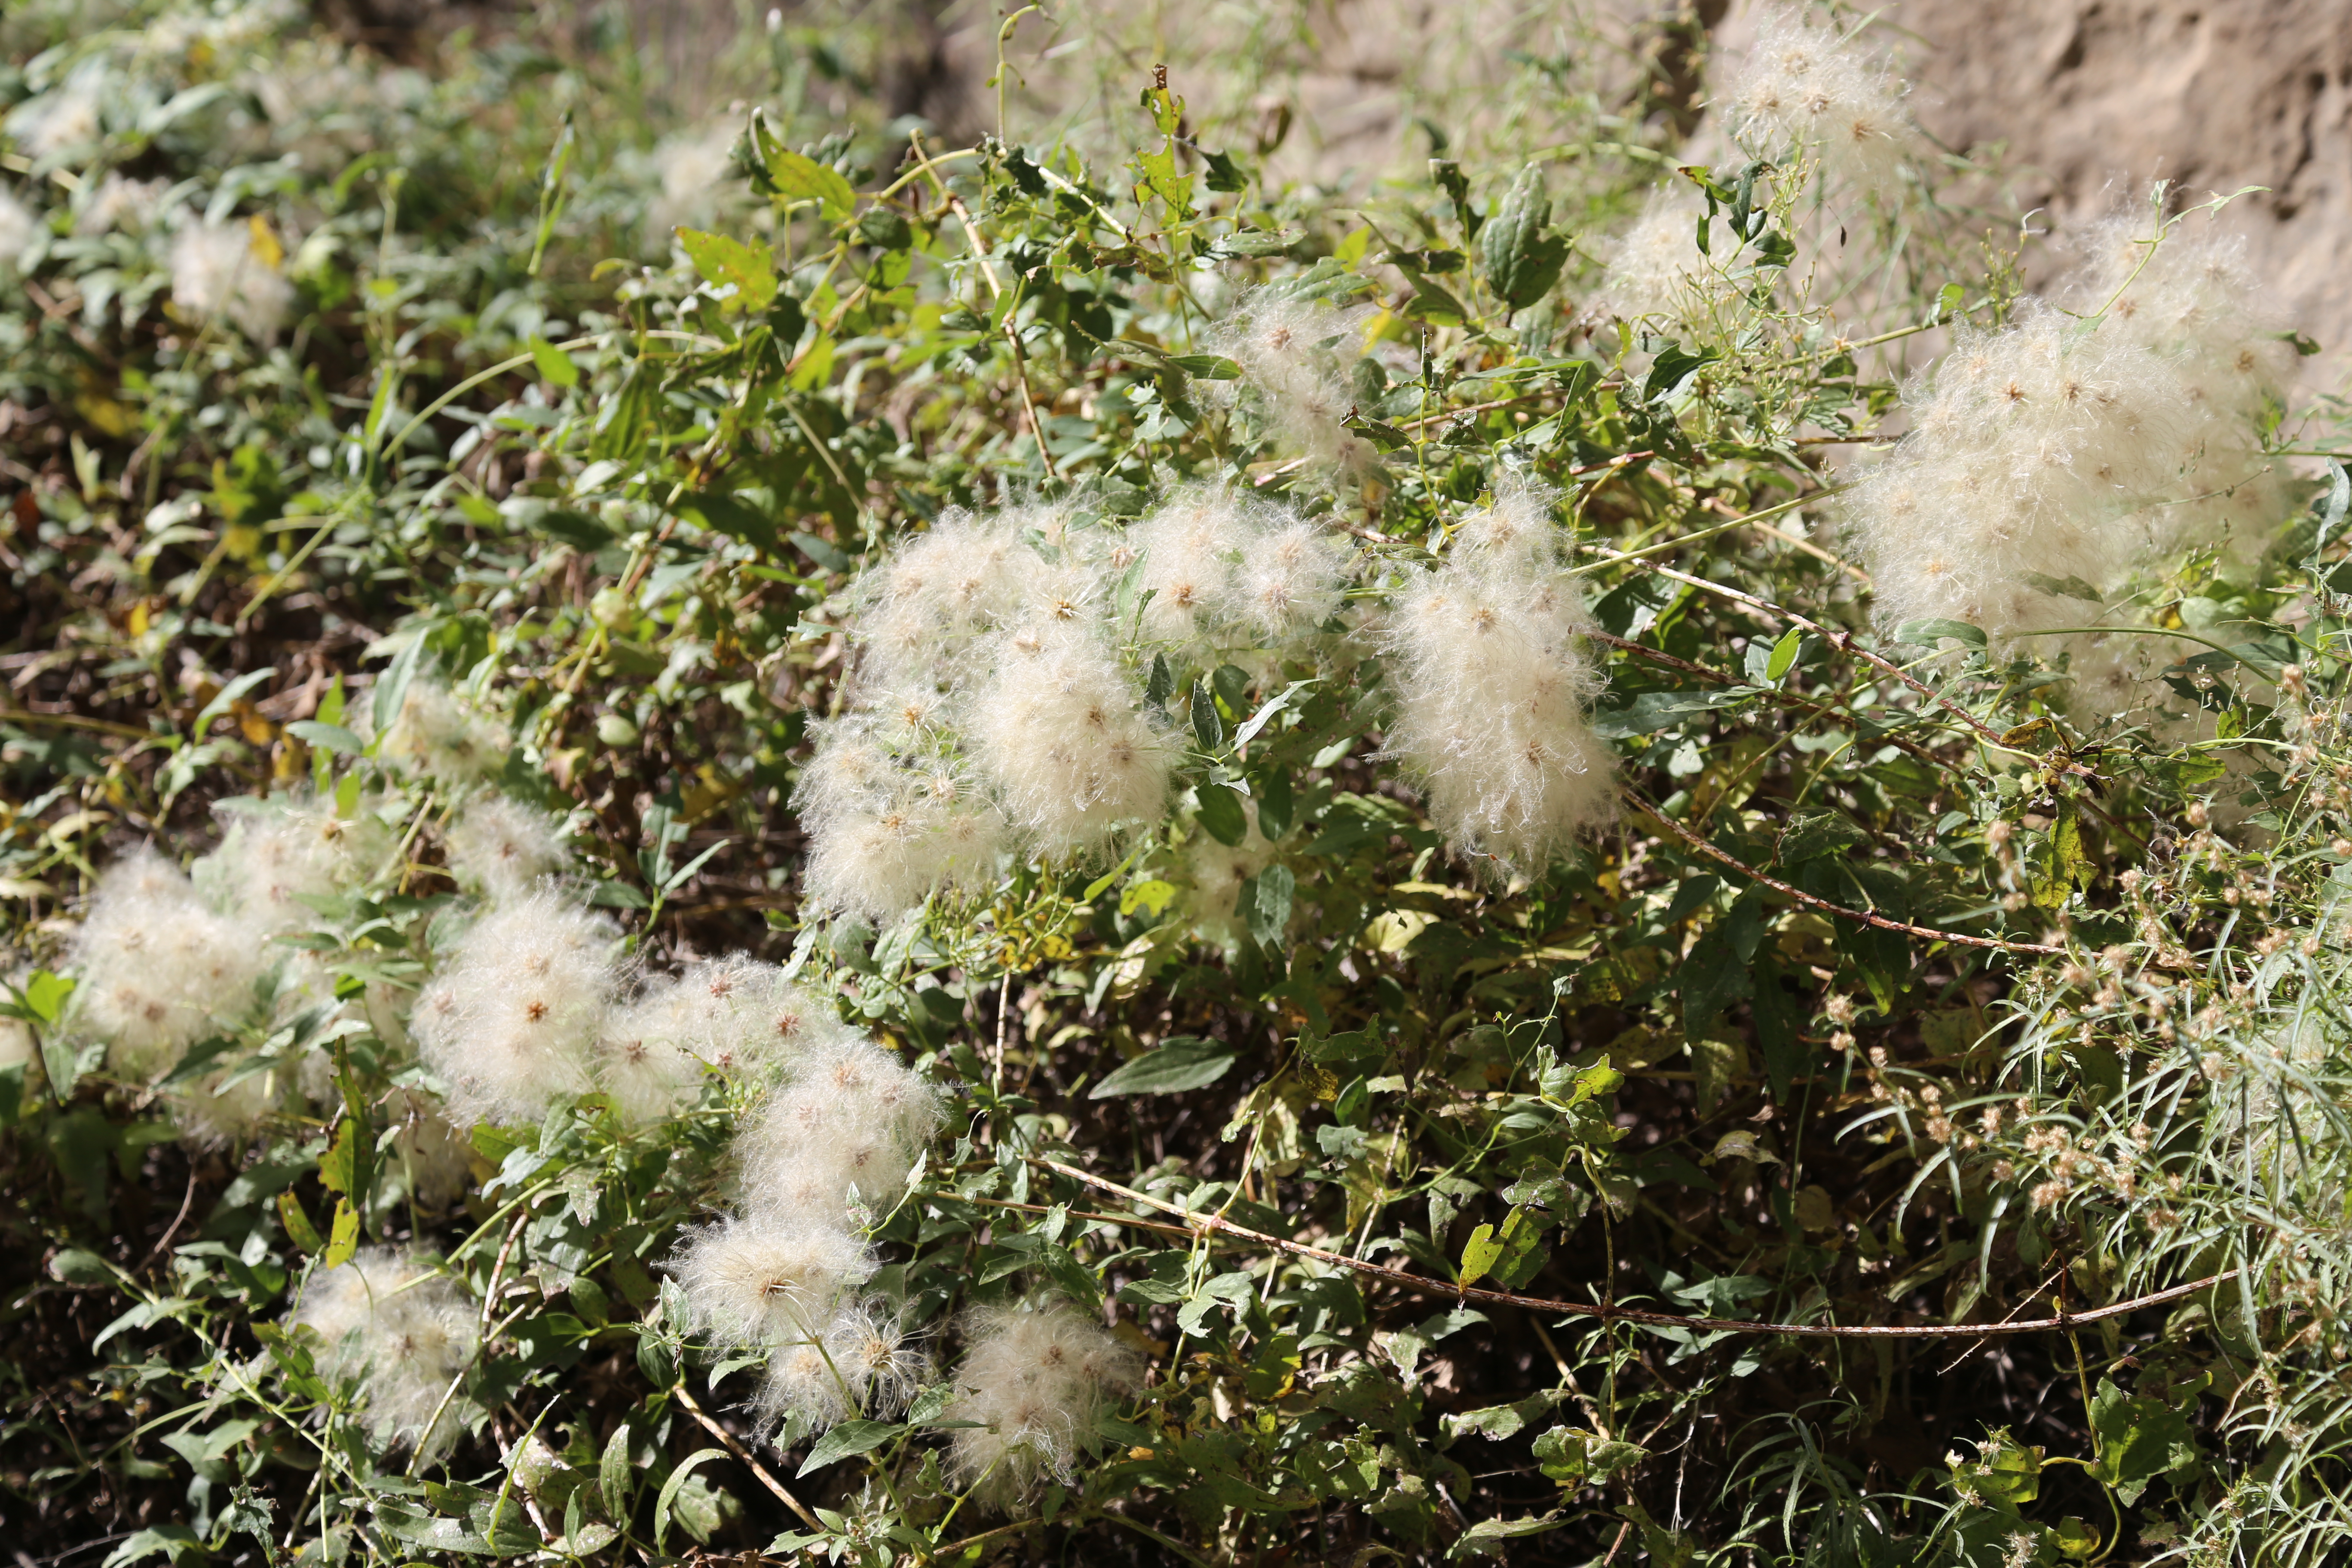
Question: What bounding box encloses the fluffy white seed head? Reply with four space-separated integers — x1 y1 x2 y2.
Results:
854 508 1040 693
1184 800 1274 948
202 796 358 934
734 1035 946 1223
69 847 267 1080
410 891 620 1126
290 1247 478 1456
168 1064 286 1149
170 220 296 343
1383 500 1613 868
378 682 507 782
385 1088 477 1210
970 626 1172 857
799 753 1012 925
11 83 100 158
595 955 815 1123
0 187 37 270
444 794 570 901
670 1214 874 1347
1129 487 1250 649
754 1298 932 1436
1724 8 1916 197
1596 188 1711 324
1213 292 1381 476
946 1298 1143 1500
2058 204 2294 557
1226 515 1349 645
1843 300 2230 647
76 175 162 237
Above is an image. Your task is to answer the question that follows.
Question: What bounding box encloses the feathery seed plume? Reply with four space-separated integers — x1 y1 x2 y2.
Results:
1383 488 1614 867
202 796 358 934
1130 487 1250 650
170 220 296 343
969 622 1172 857
290 1247 478 1456
69 847 268 1080
670 1214 874 1347
594 955 812 1123
378 681 507 781
410 891 621 1126
168 1065 286 1148
1213 291 1381 476
1227 513 1349 645
76 175 163 236
1724 8 1915 196
753 1298 931 1435
946 1297 1142 1501
444 794 570 901
0 187 37 270
733 1035 945 1222
1596 187 1711 324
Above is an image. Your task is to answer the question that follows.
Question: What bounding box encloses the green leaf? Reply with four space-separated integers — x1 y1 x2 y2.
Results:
756 138 856 219
2020 571 2104 603
1167 354 1242 380
599 1423 634 1519
1449 1512 1565 1559
796 1420 902 1478
1892 618 1986 649
195 666 276 733
1250 862 1295 948
1190 679 1226 751
318 1117 363 1196
15 969 74 1025
1120 879 1177 916
1196 783 1247 847
1232 679 1316 747
285 720 363 754
1763 625 1802 682
1089 1037 1237 1098
674 228 778 312
676 491 781 551
1458 1223 1504 1288
278 1190 325 1254
654 1448 727 1553
1479 165 1571 312
2319 458 2350 553
1202 149 1251 193
50 1247 116 1286
101 1526 205 1568
322 1197 361 1269
1533 1427 1648 1487
1776 813 1866 864
2088 1378 2198 1505
526 336 580 387
371 633 426 735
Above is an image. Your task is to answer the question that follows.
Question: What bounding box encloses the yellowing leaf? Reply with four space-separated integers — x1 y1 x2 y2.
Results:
674 228 778 312
1458 1223 1504 1287
1364 909 1434 953
247 213 285 272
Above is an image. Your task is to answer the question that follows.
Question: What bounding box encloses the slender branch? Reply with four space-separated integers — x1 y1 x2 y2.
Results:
906 133 1058 483
956 1192 1204 1241
674 1381 824 1533
1030 1158 2222 1337
1572 490 1828 575
1605 553 2101 778
1586 631 1951 776
1625 789 2064 956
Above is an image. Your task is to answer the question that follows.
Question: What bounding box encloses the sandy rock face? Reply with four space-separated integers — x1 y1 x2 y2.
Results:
1878 0 2352 388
